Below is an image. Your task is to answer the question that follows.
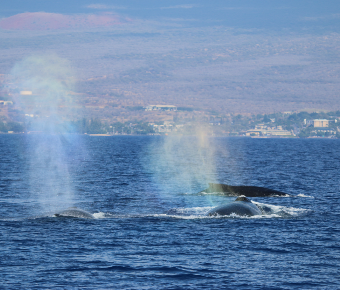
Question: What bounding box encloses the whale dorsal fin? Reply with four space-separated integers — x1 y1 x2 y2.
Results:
235 196 251 202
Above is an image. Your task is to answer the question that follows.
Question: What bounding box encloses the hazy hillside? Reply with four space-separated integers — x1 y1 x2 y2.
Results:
1 1 340 116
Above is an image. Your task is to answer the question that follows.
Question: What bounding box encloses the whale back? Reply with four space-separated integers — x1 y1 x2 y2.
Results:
203 183 288 197
207 198 262 217
54 207 94 219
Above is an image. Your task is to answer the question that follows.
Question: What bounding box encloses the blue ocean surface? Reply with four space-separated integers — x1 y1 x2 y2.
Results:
0 135 339 289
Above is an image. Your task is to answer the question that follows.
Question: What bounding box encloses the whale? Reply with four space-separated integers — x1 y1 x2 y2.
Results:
54 207 94 219
201 183 288 197
207 196 263 217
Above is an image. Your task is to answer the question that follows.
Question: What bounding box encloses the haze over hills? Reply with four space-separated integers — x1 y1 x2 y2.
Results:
1 0 340 120
0 12 125 30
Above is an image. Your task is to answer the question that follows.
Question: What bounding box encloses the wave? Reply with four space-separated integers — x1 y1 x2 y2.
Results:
296 193 314 198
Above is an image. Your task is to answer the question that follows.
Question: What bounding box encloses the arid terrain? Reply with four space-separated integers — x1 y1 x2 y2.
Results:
1 5 340 123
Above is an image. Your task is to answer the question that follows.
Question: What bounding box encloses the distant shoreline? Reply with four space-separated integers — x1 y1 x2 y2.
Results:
0 132 338 139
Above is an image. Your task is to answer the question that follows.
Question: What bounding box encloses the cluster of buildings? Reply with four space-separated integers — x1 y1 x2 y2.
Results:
144 117 340 137
245 118 339 137
304 119 331 127
150 122 184 133
245 125 293 137
305 119 338 135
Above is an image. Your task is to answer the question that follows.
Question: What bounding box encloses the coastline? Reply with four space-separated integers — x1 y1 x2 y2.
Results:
0 132 338 139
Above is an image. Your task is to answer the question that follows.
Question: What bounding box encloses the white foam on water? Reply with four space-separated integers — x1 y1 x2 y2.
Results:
166 206 212 216
92 212 107 219
63 201 311 220
297 194 314 198
163 201 311 219
253 201 311 217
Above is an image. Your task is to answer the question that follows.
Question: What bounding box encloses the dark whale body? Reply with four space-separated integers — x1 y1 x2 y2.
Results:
54 207 94 219
207 196 262 217
202 183 288 197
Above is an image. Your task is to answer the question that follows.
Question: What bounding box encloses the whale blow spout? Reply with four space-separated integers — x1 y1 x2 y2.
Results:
54 207 94 219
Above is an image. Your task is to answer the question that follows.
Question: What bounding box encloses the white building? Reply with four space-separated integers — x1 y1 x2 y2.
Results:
313 119 329 128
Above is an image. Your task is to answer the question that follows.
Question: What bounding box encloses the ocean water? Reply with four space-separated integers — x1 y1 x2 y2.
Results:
0 135 339 289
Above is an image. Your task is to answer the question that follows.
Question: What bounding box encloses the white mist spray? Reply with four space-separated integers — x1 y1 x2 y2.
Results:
148 123 218 195
11 54 77 212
